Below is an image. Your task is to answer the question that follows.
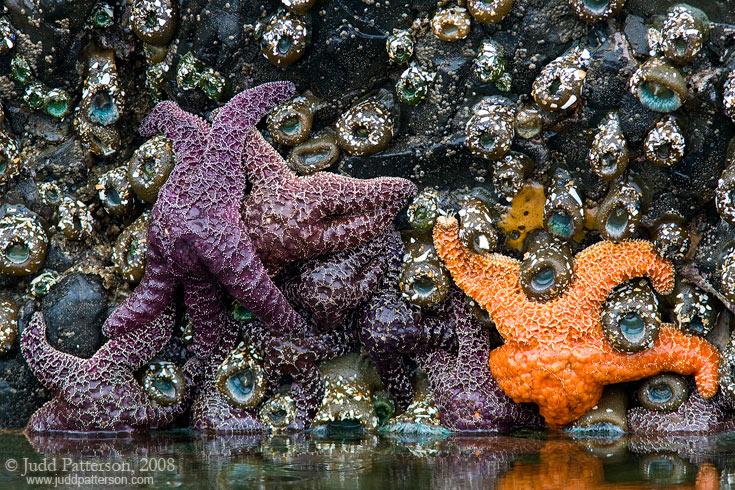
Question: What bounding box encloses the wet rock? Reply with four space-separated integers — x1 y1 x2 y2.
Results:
41 273 107 358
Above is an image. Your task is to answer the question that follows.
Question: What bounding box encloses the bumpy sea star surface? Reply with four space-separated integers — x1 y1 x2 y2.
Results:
418 289 543 432
99 82 413 429
356 231 457 411
280 230 392 331
433 216 721 428
20 304 200 433
192 318 354 432
194 232 391 432
102 81 415 357
627 379 735 434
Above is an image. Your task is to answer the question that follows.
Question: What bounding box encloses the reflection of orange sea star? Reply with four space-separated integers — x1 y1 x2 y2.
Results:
433 216 720 428
495 440 719 490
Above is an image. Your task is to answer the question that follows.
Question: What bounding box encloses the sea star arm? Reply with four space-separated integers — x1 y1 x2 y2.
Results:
433 216 524 333
20 312 82 392
282 231 390 329
102 244 177 338
452 294 492 368
96 302 177 370
203 82 295 209
196 226 306 334
590 324 720 398
568 240 675 312
181 275 230 357
139 100 211 166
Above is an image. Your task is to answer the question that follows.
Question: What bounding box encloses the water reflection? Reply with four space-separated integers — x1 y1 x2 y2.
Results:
2 430 733 489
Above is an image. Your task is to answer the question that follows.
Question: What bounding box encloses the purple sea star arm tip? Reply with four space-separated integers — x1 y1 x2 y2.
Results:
20 312 80 392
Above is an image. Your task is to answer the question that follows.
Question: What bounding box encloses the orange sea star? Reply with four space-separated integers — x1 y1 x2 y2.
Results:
433 216 720 429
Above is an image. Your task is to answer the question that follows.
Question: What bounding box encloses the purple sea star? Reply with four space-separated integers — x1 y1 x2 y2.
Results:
20 304 200 433
280 230 392 330
417 289 544 432
98 82 414 429
102 81 415 358
356 231 457 411
192 318 354 433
